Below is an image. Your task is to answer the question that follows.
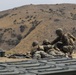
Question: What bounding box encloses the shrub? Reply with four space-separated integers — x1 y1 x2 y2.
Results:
25 16 29 19
72 14 76 20
54 19 60 22
7 39 20 46
49 9 53 12
17 34 22 41
20 25 26 32
11 14 17 16
13 20 16 23
0 13 9 19
0 33 3 42
11 33 17 38
31 20 42 27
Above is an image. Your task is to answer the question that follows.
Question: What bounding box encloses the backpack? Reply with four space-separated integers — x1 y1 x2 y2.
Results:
66 33 76 45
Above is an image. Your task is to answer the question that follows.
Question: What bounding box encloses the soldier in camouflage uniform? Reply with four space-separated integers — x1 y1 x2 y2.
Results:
30 41 54 59
42 39 52 52
30 41 39 58
42 39 65 57
51 28 76 58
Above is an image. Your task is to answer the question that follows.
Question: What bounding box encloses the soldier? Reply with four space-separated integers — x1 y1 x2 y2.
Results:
42 39 51 45
51 28 76 58
30 40 39 58
42 39 52 52
42 39 65 57
34 46 54 59
30 41 54 59
47 47 65 58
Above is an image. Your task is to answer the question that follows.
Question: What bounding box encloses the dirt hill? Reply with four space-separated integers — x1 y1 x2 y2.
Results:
0 4 76 55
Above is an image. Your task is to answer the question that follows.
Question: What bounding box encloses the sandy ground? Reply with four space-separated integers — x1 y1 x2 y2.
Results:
0 51 76 62
0 57 31 62
0 54 76 62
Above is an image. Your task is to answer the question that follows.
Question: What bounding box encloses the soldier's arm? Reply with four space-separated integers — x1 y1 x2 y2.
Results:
50 37 60 45
44 45 52 49
67 33 76 41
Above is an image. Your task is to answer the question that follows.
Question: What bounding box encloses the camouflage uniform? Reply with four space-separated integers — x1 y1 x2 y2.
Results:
30 41 54 59
47 48 65 58
42 39 65 57
42 39 52 52
51 28 76 57
30 45 39 58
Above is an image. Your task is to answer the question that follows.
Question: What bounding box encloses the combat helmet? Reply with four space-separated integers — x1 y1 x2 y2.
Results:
32 40 39 47
56 28 63 36
43 39 50 45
